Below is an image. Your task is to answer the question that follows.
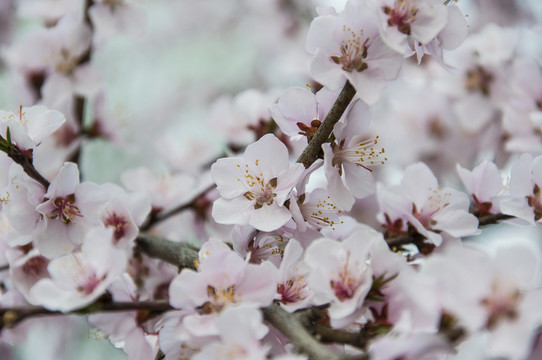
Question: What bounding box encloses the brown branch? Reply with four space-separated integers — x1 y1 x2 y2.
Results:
0 300 172 330
140 184 215 231
7 146 50 188
296 80 356 168
69 0 94 164
135 234 199 270
262 303 367 360
477 212 514 226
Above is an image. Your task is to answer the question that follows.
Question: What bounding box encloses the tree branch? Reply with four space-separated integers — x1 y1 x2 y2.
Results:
0 300 172 330
477 212 514 226
262 303 367 360
135 234 199 270
139 183 215 231
296 81 356 168
6 146 50 188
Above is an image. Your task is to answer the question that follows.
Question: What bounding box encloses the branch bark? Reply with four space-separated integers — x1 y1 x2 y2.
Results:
135 234 199 270
262 303 367 360
0 300 172 330
296 81 356 168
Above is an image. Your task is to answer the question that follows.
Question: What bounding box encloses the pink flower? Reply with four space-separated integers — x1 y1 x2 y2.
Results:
304 232 374 327
457 160 504 217
422 242 542 360
29 228 128 312
211 134 304 231
34 162 108 258
169 238 278 312
0 105 65 151
268 86 336 142
500 153 542 224
193 306 270 360
306 0 403 104
377 162 479 246
276 240 313 312
372 0 449 55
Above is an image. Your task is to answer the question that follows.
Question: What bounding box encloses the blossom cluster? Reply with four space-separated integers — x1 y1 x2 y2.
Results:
0 0 541 360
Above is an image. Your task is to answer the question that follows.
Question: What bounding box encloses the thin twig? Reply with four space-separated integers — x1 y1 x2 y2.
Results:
0 300 172 329
140 183 215 231
297 81 356 168
7 147 50 188
477 212 514 226
262 303 367 360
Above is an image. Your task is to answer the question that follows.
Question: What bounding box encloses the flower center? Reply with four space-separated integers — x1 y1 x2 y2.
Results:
56 48 79 75
244 177 278 210
103 211 131 242
332 136 387 175
465 65 494 96
203 285 238 312
481 281 521 330
412 187 451 228
331 26 369 73
22 255 49 279
278 276 308 304
50 194 82 224
330 253 366 301
299 194 342 230
76 271 104 295
383 1 418 35
527 184 542 221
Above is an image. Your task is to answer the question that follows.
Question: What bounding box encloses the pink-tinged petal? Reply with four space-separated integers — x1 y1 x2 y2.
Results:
439 5 468 50
235 261 278 306
323 143 354 210
288 193 307 233
310 49 346 91
211 157 252 199
274 163 305 203
4 119 34 150
169 269 209 309
409 3 447 44
486 289 542 360
24 105 65 145
509 153 535 197
29 278 75 311
218 306 268 343
46 162 80 198
532 155 542 187
433 209 480 238
244 134 290 180
401 162 438 207
457 161 503 204
345 69 386 105
249 203 292 232
212 197 253 226
182 313 219 337
333 98 371 140
306 15 338 55
364 36 403 80
269 87 318 137
34 221 77 258
343 162 375 199
500 197 535 225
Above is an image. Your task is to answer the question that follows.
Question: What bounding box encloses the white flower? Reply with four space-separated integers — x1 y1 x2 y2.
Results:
211 134 304 232
0 105 65 151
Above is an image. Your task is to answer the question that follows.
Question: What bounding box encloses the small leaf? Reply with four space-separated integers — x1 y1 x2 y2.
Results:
5 127 11 146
